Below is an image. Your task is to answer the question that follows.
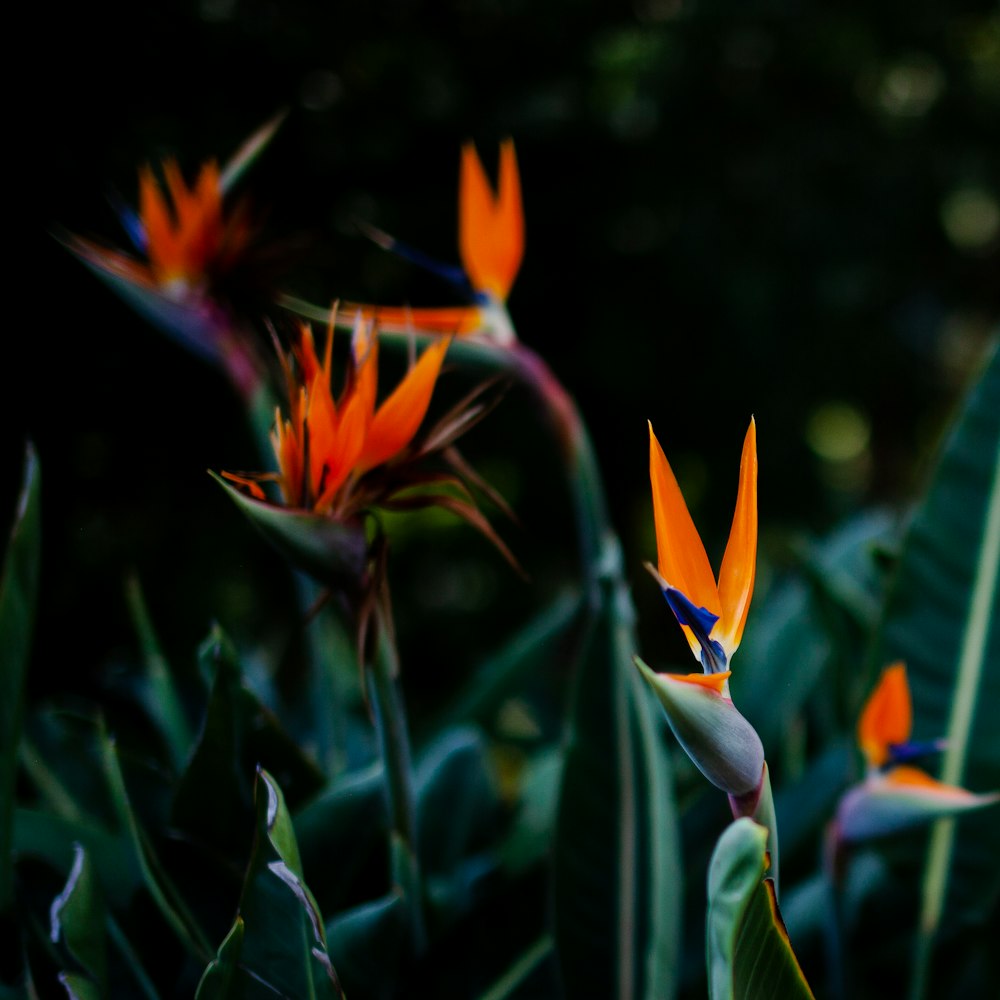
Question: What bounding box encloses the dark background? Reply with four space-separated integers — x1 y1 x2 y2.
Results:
12 0 1000 705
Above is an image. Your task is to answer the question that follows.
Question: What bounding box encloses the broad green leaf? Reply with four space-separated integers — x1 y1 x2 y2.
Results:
706 819 814 1000
0 442 41 908
203 768 344 1000
868 343 1000 990
325 891 408 998
49 844 107 993
172 625 324 856
553 540 680 1000
415 726 498 873
295 763 387 915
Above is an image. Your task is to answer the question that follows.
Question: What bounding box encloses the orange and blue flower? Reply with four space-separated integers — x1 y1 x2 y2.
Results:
835 662 999 843
636 420 765 798
63 116 282 397
289 141 524 347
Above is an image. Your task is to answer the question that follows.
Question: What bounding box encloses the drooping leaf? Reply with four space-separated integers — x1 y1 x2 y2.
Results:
552 548 681 1000
0 442 41 908
200 768 344 1000
706 819 814 1000
868 343 1000 986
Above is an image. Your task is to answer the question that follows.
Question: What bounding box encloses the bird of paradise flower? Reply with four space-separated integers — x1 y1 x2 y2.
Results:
216 313 517 641
62 115 284 400
284 140 524 347
834 661 999 846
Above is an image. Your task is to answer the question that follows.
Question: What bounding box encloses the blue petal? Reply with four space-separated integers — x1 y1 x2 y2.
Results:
663 586 728 673
357 221 474 295
887 739 947 765
107 188 148 253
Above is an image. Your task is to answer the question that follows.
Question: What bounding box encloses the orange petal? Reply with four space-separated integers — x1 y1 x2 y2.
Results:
670 670 732 694
716 418 758 657
857 662 912 768
459 141 524 300
648 422 720 618
139 165 180 278
360 337 449 472
340 303 483 337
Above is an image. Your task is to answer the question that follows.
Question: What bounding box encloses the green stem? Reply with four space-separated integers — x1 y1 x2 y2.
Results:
368 618 426 953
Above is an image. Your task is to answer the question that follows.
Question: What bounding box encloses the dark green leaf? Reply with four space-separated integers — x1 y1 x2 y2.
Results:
0 442 41 909
326 891 408 999
415 726 498 873
553 548 681 1000
295 763 387 914
706 819 814 1000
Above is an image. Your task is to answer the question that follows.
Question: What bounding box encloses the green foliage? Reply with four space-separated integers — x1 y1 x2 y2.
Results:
553 544 680 1000
872 343 1000 994
706 819 814 1000
0 444 40 909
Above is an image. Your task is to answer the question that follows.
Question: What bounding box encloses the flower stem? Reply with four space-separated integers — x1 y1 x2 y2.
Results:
368 613 426 953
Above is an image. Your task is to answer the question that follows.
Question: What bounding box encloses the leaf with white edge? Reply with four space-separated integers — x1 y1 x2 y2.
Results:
707 819 814 1000
0 442 41 908
50 844 107 994
212 768 344 999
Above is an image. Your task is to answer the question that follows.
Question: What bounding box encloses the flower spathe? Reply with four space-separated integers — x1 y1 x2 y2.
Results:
637 420 765 799
835 662 1000 844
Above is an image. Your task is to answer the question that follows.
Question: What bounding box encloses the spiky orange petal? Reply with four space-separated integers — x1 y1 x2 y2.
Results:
360 337 449 472
648 422 720 618
858 662 912 768
459 141 524 301
716 418 758 656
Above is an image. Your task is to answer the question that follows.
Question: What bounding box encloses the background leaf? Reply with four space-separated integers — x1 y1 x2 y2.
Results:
552 547 681 1000
0 443 41 909
870 342 1000 993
